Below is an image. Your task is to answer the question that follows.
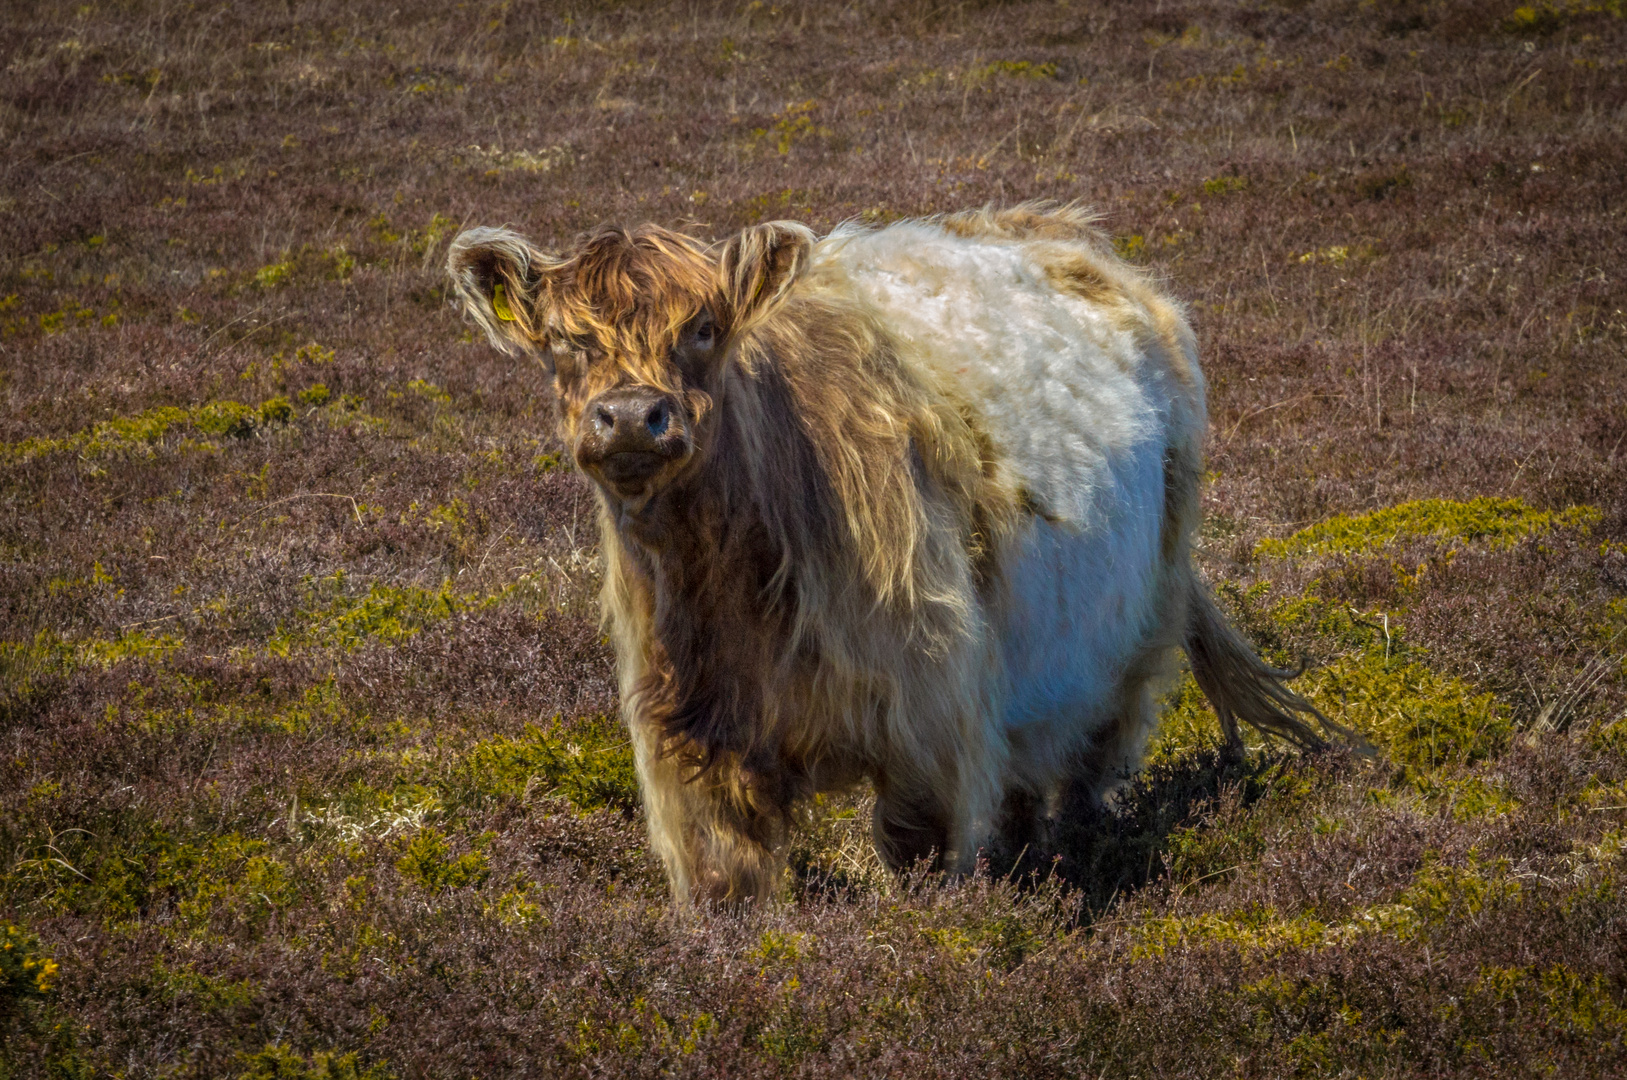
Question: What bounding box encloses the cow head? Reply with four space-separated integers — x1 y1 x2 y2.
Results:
448 220 813 517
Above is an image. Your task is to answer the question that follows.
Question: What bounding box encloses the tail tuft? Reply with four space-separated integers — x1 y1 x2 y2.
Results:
1184 583 1367 758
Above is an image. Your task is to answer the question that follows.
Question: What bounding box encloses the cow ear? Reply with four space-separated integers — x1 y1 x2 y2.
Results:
447 226 553 359
717 221 815 333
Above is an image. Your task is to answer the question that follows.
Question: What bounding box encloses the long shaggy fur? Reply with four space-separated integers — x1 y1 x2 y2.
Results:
449 201 1342 905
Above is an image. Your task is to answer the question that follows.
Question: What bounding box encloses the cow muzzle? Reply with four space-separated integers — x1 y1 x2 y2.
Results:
575 386 691 500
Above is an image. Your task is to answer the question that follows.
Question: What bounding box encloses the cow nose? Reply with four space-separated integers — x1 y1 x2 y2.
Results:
593 395 670 441
579 386 685 493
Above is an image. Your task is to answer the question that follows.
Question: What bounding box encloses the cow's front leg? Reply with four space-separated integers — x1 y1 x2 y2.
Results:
629 717 788 905
685 770 788 906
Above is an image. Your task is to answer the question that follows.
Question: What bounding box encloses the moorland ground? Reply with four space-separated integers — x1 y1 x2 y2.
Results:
2 1 1626 1076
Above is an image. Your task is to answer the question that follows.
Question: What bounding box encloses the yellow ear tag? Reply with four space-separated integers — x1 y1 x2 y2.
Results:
491 282 517 322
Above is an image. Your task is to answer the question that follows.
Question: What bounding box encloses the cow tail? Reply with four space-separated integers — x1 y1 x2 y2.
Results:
1182 580 1364 759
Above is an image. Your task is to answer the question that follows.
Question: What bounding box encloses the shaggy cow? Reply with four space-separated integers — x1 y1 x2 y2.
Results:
448 203 1336 905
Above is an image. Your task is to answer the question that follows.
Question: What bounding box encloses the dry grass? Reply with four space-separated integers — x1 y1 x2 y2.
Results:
3 1 1626 1076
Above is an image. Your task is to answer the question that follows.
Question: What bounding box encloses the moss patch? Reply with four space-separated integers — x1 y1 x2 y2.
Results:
1153 597 1509 773
1298 651 1512 771
0 629 185 724
1121 857 1526 962
1476 963 1627 1038
1202 583 1513 773
1415 775 1521 821
1148 671 1227 761
267 571 469 654
150 960 258 1014
1256 497 1600 560
1126 905 1333 960
1 397 296 464
1394 856 1523 939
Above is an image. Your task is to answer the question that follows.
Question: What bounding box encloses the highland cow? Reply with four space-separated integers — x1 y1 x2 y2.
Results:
448 203 1336 905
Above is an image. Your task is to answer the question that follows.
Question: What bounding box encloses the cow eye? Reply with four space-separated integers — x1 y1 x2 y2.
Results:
690 315 715 348
547 338 591 383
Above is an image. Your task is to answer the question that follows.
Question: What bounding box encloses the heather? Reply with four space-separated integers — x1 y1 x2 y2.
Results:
2 1 1625 1076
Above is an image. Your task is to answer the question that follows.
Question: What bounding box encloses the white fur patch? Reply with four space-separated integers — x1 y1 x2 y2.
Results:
817 223 1176 752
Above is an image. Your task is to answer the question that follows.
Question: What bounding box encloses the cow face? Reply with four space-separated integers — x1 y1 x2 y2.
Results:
448 221 812 517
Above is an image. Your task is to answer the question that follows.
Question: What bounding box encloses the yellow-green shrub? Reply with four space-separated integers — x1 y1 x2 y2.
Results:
394 827 489 891
1 920 59 1001
448 714 636 813
237 1044 393 1080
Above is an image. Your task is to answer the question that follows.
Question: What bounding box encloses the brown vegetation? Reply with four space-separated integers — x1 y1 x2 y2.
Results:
2 1 1625 1076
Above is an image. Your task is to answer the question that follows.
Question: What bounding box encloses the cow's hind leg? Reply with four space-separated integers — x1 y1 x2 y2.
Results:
871 777 954 873
873 710 1006 876
986 783 1046 871
1064 670 1164 809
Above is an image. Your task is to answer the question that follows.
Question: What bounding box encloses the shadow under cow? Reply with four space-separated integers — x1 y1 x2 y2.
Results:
794 747 1320 924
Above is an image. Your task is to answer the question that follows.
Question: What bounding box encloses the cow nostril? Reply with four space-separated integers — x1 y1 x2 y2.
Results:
595 405 616 432
645 401 669 438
